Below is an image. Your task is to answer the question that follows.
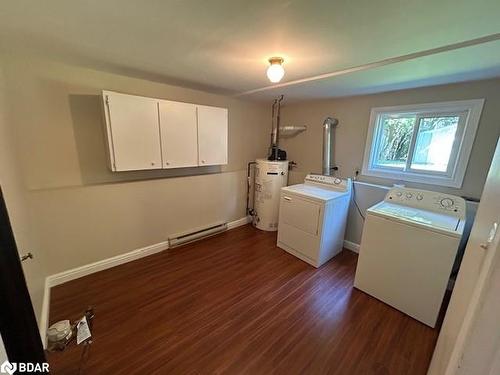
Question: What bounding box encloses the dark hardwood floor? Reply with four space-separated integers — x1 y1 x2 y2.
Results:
47 225 439 375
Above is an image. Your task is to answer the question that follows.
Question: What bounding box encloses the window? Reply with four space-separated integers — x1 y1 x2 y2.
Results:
362 99 484 187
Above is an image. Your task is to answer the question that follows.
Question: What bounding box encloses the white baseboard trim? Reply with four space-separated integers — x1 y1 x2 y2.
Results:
41 216 250 335
39 278 51 349
227 215 251 229
46 216 250 289
47 240 169 288
344 240 360 253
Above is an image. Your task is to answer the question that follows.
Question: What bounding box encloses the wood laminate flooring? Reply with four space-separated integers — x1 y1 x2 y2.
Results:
47 225 439 374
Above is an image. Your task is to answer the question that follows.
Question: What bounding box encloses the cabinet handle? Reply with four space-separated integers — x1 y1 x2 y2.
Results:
151 162 155 166
283 196 292 201
165 162 170 166
201 160 206 164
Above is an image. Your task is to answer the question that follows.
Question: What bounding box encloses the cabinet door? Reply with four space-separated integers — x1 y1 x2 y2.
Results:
197 105 228 166
159 100 198 168
103 91 162 171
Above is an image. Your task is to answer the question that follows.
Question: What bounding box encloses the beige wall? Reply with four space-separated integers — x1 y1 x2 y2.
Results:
3 52 498 278
280 79 500 245
0 62 48 323
0 335 6 364
280 78 500 199
1 54 270 275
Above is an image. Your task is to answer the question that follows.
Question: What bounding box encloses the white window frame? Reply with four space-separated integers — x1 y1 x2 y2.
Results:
362 99 484 188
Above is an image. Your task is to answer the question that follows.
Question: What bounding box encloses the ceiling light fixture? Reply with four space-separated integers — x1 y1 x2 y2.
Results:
266 57 285 83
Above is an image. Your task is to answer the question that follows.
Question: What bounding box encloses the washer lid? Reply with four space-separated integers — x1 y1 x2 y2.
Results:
281 184 349 202
368 201 463 237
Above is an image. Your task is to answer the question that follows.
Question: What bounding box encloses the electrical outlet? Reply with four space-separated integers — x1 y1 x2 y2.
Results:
354 167 361 180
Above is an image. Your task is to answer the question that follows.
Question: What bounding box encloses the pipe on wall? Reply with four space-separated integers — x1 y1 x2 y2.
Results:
270 95 284 148
322 117 339 175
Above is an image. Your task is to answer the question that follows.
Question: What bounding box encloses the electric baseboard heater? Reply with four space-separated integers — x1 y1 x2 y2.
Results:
168 222 228 248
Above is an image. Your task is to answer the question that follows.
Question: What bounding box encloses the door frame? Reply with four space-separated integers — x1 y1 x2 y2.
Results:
428 136 500 374
0 187 46 365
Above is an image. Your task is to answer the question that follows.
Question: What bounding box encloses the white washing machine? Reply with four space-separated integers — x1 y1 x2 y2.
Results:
277 174 352 267
354 187 466 328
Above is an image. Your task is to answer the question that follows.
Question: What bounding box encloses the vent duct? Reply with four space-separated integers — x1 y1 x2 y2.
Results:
279 125 307 137
322 117 339 176
268 95 286 161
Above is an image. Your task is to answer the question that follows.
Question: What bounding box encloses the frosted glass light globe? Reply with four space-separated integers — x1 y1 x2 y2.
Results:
267 58 285 83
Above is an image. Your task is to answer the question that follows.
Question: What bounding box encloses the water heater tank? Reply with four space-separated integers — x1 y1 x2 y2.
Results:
253 159 289 231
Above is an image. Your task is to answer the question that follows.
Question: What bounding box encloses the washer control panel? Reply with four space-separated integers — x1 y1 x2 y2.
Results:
385 187 465 218
305 174 352 191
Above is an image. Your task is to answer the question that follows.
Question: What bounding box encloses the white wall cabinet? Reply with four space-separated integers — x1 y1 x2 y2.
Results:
197 105 228 166
102 91 228 171
103 91 162 171
159 100 198 169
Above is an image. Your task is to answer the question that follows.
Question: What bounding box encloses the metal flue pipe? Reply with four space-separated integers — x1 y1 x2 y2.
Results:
322 117 339 175
270 95 284 148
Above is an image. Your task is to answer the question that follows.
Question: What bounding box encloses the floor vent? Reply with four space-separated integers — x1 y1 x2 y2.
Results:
168 222 228 248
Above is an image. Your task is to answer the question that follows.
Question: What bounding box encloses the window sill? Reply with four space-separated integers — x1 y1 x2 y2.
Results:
361 168 463 188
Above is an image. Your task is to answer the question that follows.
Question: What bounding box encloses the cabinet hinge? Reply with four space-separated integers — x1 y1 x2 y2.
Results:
105 95 110 105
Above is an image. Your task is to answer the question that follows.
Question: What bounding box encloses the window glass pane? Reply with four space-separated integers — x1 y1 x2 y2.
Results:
374 115 415 169
410 116 459 172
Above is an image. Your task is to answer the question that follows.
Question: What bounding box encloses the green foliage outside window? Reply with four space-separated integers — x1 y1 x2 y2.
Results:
377 116 415 166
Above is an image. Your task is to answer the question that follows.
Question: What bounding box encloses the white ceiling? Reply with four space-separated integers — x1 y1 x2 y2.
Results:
0 0 499 101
